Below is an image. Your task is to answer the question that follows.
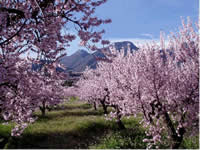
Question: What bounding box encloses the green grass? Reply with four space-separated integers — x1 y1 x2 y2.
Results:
0 99 199 149
1 100 118 149
90 117 147 149
3 101 107 148
180 135 199 149
0 122 13 148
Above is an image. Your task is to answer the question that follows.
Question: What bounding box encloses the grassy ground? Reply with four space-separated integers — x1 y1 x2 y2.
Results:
0 98 199 149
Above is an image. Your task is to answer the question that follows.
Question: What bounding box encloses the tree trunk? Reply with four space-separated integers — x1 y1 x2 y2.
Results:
116 106 125 130
116 118 126 130
93 102 97 110
41 108 45 117
39 101 46 117
0 110 3 121
100 100 108 114
164 112 185 149
171 127 185 149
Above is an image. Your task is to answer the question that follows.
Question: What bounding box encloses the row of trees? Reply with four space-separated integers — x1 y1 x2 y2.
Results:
0 0 110 136
75 18 199 148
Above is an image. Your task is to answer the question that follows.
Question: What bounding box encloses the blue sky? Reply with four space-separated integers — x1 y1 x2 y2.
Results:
67 0 199 55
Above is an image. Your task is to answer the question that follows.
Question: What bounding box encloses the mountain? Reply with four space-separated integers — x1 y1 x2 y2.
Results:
60 41 138 72
60 49 97 72
114 41 138 53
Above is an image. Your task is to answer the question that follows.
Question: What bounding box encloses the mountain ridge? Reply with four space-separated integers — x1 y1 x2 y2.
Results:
60 41 138 72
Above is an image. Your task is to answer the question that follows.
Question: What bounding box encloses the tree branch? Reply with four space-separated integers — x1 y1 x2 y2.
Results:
0 7 25 18
0 20 27 46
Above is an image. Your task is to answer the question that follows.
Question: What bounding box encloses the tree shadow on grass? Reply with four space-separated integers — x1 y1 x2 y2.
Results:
53 103 92 111
60 109 105 117
35 108 106 123
5 121 115 149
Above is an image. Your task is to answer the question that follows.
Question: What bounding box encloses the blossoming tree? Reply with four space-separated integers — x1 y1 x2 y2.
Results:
0 0 110 136
76 18 199 148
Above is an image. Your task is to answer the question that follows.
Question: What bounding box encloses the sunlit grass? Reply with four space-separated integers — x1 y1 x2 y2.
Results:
2 100 114 148
0 99 199 149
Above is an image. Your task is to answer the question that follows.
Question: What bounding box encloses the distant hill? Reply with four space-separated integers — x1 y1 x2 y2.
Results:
60 41 138 72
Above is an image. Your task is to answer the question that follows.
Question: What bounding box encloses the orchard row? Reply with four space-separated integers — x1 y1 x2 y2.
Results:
0 0 110 136
74 18 199 149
